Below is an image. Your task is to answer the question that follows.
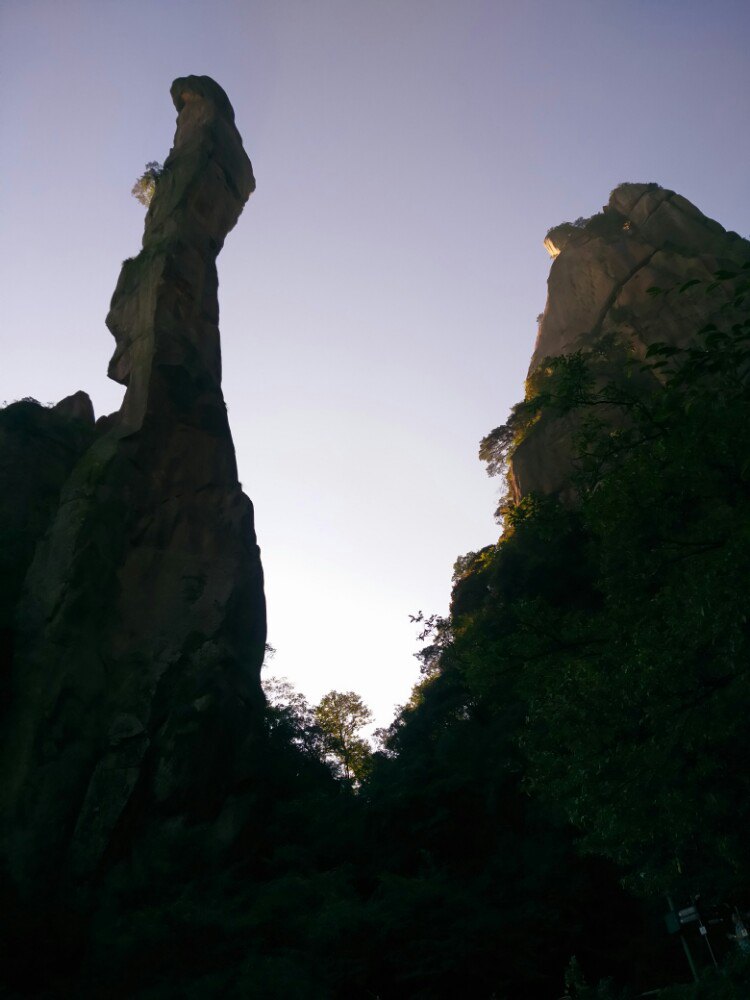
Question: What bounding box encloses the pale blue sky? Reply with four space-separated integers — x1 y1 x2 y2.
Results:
2 0 749 725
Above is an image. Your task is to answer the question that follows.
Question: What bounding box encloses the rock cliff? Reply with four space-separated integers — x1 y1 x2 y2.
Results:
0 76 266 900
0 396 96 702
509 183 750 499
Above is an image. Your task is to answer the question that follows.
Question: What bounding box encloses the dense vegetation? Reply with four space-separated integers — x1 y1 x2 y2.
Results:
5 267 750 998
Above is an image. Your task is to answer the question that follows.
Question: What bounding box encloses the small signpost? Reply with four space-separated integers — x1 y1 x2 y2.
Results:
677 905 699 925
665 895 699 983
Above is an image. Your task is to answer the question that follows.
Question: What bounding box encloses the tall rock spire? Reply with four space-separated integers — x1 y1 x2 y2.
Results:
1 77 266 895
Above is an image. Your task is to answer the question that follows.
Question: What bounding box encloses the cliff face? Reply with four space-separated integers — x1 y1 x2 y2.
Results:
0 77 266 897
0 395 96 698
509 183 750 500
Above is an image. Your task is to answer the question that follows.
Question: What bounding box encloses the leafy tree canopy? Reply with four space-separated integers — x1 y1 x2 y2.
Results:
452 264 750 901
315 690 373 787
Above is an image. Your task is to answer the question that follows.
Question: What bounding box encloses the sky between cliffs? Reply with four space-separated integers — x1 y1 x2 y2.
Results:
2 0 749 728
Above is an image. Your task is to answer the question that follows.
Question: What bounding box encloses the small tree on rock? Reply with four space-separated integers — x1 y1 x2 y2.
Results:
131 161 164 207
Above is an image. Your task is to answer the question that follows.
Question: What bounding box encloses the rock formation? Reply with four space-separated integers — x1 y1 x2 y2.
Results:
0 396 96 704
509 183 750 499
0 76 266 900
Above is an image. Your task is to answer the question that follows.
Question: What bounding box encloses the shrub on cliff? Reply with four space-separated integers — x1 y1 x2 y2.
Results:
131 160 163 207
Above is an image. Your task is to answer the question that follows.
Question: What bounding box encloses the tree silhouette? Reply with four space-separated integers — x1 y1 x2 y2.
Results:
315 690 373 786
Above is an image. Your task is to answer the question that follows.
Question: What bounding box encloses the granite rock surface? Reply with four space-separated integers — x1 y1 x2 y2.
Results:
509 183 750 500
0 76 266 898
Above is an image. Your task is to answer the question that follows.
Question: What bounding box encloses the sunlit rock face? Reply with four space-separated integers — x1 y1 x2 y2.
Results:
0 76 266 897
543 223 578 258
509 183 750 500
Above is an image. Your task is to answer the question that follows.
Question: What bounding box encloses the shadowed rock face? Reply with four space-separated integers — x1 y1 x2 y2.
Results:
509 183 750 500
0 397 96 706
0 76 266 897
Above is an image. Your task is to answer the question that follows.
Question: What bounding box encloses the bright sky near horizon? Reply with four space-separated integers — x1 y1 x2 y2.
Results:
2 0 749 727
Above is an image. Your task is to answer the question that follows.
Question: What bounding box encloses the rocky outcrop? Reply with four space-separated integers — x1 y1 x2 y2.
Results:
509 183 750 499
0 396 96 708
0 76 266 899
